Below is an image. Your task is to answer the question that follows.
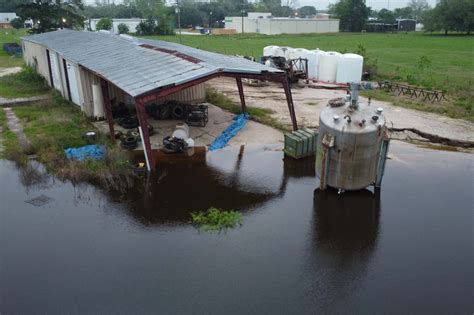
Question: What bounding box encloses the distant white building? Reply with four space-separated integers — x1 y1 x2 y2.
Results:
88 18 145 34
0 12 17 29
225 12 339 35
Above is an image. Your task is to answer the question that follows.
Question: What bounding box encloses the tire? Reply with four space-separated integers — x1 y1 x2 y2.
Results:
171 103 185 119
119 117 139 129
158 104 170 120
120 135 137 150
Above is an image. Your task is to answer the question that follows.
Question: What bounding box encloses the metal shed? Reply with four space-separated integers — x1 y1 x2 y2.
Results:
21 29 298 170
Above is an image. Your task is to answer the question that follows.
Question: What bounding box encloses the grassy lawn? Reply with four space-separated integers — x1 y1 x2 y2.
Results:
0 29 26 68
145 32 474 121
0 66 50 98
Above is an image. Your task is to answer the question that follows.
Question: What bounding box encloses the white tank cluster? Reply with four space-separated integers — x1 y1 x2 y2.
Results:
263 45 364 84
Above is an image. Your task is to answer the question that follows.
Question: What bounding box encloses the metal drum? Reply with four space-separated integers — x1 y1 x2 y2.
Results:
315 90 389 191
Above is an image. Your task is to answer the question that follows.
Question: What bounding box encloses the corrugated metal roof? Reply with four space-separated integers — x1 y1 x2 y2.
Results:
22 29 283 97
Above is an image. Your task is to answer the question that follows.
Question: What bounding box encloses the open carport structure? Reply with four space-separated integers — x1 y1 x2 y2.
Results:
21 30 298 170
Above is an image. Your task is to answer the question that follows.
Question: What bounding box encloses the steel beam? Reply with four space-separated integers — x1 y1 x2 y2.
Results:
135 97 155 171
236 77 247 113
281 78 298 131
99 78 115 141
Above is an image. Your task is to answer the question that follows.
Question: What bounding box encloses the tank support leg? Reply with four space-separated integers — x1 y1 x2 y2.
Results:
320 144 330 191
375 138 390 187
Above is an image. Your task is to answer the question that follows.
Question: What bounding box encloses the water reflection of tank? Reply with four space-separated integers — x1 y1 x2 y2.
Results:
302 188 381 312
315 83 390 191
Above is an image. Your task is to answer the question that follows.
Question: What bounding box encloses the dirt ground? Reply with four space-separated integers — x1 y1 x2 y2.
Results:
207 77 474 144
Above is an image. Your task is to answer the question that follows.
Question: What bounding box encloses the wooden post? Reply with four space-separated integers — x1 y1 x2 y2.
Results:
236 77 247 113
99 78 115 141
135 97 155 171
282 77 298 131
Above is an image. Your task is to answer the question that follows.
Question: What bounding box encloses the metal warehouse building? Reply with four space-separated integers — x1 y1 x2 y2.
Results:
225 12 339 35
21 30 297 170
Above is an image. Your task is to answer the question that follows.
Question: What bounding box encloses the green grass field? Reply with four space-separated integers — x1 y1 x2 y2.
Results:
0 29 27 68
145 32 473 120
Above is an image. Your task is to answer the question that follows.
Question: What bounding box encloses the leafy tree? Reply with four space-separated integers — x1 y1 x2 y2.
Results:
272 5 293 17
136 18 157 35
394 7 414 20
423 0 473 34
330 0 370 32
377 8 396 24
0 0 29 12
82 4 142 19
118 23 129 34
17 0 85 34
408 0 430 21
96 17 112 30
298 6 317 17
10 17 24 29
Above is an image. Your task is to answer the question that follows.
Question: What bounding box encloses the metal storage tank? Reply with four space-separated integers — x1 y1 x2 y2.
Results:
306 49 325 80
336 53 364 84
318 51 341 83
315 86 390 191
263 45 279 57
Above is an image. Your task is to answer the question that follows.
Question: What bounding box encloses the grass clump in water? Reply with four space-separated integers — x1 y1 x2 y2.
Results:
191 207 242 231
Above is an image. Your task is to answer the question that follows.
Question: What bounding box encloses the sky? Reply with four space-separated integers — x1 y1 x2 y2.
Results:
83 0 438 11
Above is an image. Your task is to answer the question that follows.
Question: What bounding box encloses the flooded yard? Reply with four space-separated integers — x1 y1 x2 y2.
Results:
1 141 472 314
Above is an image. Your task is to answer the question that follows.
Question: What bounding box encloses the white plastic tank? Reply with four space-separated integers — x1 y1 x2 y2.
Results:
336 53 364 84
292 48 309 59
306 49 325 80
172 123 190 140
274 46 290 58
263 45 279 57
318 51 341 83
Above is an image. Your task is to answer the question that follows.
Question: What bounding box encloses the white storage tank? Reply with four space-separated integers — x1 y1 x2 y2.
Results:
274 46 290 58
263 45 279 57
336 53 364 84
318 51 341 83
306 49 325 80
292 48 309 59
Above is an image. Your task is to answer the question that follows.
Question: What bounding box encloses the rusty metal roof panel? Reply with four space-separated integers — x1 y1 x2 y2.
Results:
22 29 283 97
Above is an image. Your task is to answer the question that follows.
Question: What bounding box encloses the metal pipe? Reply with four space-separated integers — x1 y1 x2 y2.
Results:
375 138 390 187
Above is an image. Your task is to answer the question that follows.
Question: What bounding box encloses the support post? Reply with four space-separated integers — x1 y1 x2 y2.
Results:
99 78 115 141
135 97 155 171
236 77 247 113
375 138 390 187
281 77 298 131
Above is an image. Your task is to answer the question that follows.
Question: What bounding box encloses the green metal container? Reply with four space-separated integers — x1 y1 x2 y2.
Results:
284 128 318 159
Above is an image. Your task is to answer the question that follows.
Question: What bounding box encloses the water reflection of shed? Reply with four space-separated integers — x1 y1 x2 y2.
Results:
21 30 298 170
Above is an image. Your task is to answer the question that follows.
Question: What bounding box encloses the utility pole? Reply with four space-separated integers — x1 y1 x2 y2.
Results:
175 0 182 43
240 2 246 34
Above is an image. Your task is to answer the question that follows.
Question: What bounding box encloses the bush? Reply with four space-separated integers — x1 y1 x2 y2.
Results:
191 207 242 231
96 17 112 31
135 18 175 35
117 23 129 34
10 17 24 29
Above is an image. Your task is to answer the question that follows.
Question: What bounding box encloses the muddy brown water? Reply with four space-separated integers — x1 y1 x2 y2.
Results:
1 142 473 314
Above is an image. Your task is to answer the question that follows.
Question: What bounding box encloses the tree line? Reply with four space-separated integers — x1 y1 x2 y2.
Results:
1 0 472 35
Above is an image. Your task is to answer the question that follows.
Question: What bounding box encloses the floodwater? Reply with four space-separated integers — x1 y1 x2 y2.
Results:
1 142 473 314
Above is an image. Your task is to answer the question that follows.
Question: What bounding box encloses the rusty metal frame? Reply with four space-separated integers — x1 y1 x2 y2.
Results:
131 71 298 171
99 78 115 141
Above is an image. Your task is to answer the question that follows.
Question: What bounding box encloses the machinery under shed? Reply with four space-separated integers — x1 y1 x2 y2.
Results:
21 29 299 170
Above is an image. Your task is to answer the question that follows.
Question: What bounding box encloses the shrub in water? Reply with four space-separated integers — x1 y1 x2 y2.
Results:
191 207 242 231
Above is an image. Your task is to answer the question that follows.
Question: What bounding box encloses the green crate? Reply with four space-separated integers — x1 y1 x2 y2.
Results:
284 133 305 158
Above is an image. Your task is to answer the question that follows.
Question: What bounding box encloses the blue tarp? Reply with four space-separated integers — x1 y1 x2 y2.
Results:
209 113 248 151
64 145 106 161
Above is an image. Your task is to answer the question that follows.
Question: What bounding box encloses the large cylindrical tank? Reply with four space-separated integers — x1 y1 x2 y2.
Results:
263 45 279 57
315 101 386 190
336 53 364 84
306 49 325 80
291 48 309 59
318 51 341 83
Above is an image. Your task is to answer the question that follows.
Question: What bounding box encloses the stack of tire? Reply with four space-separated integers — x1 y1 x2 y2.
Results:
146 100 186 120
117 116 154 150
